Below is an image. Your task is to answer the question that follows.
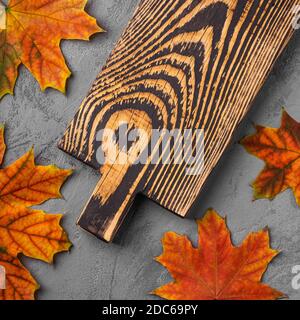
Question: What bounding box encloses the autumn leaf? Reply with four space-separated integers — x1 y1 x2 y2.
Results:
0 148 71 208
0 0 102 99
0 206 70 263
241 109 300 205
0 250 38 300
154 209 284 300
0 125 72 300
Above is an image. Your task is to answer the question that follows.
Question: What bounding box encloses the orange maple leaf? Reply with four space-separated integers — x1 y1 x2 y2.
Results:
0 250 38 300
0 0 102 98
241 109 300 205
154 209 284 300
0 125 72 300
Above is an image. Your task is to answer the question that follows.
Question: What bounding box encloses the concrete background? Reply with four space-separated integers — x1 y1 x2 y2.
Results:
0 0 300 300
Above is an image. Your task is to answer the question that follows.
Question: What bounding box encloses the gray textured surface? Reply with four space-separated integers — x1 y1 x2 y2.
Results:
0 0 300 300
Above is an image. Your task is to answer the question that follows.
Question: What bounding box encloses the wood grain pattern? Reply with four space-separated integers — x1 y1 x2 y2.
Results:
59 0 298 242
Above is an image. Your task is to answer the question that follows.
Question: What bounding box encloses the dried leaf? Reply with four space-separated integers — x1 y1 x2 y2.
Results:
241 109 300 205
0 148 71 208
0 207 70 263
154 209 284 300
0 0 102 99
0 250 39 300
0 125 72 300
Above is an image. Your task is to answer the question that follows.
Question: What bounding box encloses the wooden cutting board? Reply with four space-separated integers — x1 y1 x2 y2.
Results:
59 0 298 242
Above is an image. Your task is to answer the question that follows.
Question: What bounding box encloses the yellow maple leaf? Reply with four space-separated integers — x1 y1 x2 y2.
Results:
0 250 38 300
0 0 102 98
0 125 72 300
0 148 71 208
